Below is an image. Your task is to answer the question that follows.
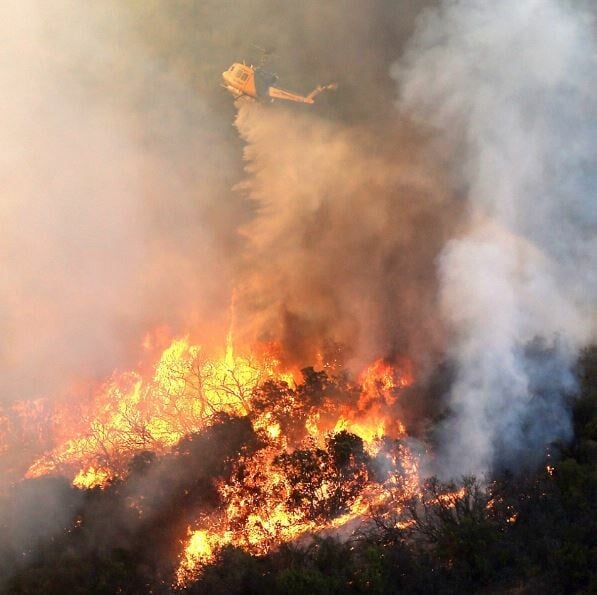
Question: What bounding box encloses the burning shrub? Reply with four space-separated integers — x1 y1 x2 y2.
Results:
273 431 369 523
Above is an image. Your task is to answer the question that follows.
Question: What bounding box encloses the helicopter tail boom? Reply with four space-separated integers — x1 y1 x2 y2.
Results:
268 82 337 104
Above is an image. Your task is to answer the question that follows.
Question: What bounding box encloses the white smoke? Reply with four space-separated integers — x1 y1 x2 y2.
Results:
394 0 596 475
0 1 236 405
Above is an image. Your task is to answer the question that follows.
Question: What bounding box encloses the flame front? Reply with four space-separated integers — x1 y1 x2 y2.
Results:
23 335 292 483
2 333 423 587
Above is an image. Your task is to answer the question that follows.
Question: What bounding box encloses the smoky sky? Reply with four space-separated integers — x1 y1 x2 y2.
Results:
1 0 449 407
1 2 238 403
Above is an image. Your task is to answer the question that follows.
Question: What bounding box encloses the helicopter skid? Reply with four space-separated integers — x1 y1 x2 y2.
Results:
222 84 245 99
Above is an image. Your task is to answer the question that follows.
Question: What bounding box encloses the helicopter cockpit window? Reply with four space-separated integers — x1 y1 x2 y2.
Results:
238 71 249 81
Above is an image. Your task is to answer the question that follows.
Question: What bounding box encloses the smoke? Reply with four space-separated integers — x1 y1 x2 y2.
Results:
2 2 595 586
0 0 452 407
233 101 458 372
0 1 238 405
0 0 460 495
6 0 593 485
395 0 596 475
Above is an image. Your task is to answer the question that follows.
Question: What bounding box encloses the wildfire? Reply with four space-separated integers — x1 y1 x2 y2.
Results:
72 466 112 490
180 530 216 571
176 436 421 586
174 355 419 585
1 330 420 588
23 334 292 484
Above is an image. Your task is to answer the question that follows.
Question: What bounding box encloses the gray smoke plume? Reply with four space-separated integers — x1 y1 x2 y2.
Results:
395 0 596 476
0 0 448 408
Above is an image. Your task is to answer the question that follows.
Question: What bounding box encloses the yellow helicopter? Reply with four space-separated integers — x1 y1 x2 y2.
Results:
221 52 336 104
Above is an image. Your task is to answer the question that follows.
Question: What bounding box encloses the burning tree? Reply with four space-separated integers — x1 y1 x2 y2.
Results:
0 332 423 589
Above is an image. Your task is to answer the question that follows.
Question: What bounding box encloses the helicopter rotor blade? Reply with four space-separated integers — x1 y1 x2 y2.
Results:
251 44 276 66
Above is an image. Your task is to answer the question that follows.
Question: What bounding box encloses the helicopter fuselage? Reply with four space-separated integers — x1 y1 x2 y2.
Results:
222 62 336 105
222 63 259 99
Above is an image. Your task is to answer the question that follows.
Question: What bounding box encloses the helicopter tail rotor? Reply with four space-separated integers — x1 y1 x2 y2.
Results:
306 83 338 103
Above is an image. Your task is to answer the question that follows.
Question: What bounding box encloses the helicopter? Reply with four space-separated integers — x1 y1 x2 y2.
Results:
221 50 336 104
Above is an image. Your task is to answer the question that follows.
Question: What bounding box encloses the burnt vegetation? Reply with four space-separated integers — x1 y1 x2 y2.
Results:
1 348 596 594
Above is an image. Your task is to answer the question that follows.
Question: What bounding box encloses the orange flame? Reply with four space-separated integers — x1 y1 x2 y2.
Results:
1 330 419 587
